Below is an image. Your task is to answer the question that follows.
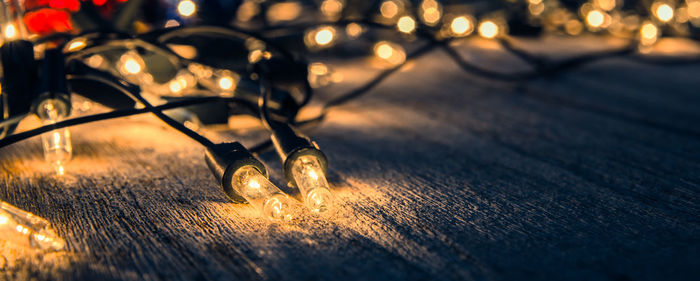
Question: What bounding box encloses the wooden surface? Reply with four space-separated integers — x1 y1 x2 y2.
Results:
1 36 699 281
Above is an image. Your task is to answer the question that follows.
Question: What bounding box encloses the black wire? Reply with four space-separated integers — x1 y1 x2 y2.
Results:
67 74 217 148
0 97 247 149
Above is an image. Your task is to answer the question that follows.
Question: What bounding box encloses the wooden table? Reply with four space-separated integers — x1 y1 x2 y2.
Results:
1 36 698 280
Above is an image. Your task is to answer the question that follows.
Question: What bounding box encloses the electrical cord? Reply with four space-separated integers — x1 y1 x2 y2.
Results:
0 97 247 149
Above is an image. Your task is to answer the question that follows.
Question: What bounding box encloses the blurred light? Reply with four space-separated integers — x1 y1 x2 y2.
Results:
321 0 344 18
640 21 659 46
689 1 700 19
267 2 302 23
305 26 336 48
594 0 616 11
653 2 674 23
529 2 545 16
123 58 142 74
450 16 474 36
66 39 86 52
218 76 235 90
309 62 329 76
346 23 364 38
4 24 17 40
478 20 499 39
177 0 197 17
380 0 400 19
373 41 406 66
315 28 334 45
237 0 260 22
86 55 105 69
397 16 416 33
586 10 605 28
169 79 184 93
419 0 442 26
565 20 584 35
164 19 180 28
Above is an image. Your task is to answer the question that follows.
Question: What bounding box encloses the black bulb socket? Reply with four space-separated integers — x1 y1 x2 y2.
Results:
204 142 268 203
269 123 328 187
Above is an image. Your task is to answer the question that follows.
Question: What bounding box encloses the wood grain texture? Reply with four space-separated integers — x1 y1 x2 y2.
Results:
0 36 698 281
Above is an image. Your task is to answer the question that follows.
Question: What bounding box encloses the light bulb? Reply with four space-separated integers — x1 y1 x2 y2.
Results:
653 2 674 23
640 21 659 46
117 51 145 76
231 166 293 221
1 201 66 251
478 20 500 39
290 155 333 213
37 99 72 174
373 41 406 66
586 10 606 28
314 27 334 46
218 76 235 91
1 0 29 41
397 16 416 33
304 26 336 49
450 16 474 37
177 0 197 17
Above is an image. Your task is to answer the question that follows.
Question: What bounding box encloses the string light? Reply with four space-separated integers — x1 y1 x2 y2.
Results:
0 201 65 251
1 0 699 225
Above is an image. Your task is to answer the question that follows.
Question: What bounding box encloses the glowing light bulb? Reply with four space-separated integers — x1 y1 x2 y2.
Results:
4 24 16 39
124 59 142 74
314 28 334 46
117 51 147 82
305 26 336 49
177 0 197 17
373 41 406 66
65 39 86 52
478 20 499 39
586 10 605 28
218 76 235 90
397 16 416 33
291 155 333 213
231 166 293 221
640 21 659 46
450 16 474 36
653 3 674 23
37 99 72 173
0 201 65 251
